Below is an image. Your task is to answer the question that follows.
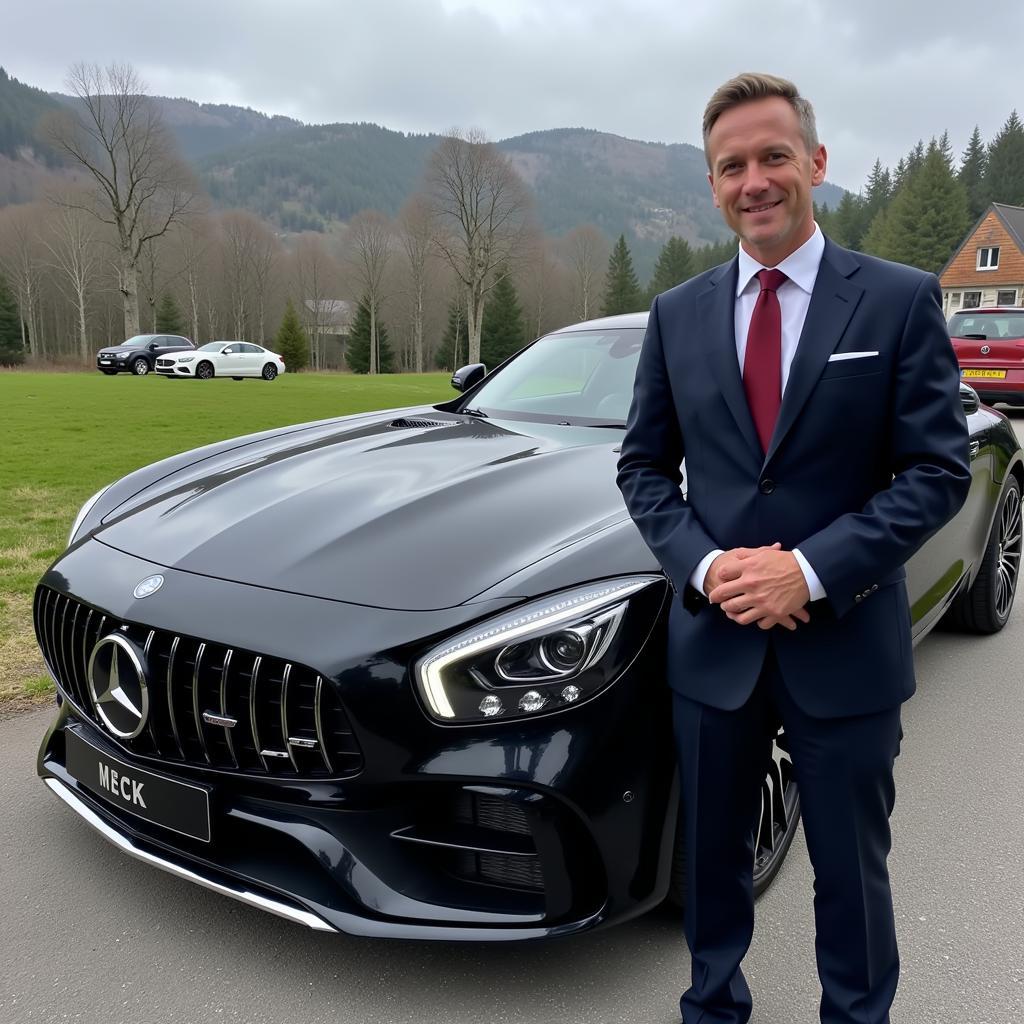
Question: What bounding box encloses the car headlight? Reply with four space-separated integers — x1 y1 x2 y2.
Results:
414 575 665 724
178 356 195 363
68 484 112 546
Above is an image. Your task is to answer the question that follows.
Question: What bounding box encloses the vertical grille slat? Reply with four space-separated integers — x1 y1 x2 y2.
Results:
249 655 268 771
314 675 334 775
219 648 239 769
31 585 363 780
166 635 186 758
280 663 299 772
192 642 211 764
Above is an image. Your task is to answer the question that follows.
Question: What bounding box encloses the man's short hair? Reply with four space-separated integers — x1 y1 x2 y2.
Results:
702 73 819 168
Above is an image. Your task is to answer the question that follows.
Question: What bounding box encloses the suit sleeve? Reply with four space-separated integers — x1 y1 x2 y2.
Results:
797 273 972 618
616 295 719 597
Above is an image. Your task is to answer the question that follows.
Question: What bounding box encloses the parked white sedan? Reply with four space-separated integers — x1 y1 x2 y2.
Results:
156 342 286 381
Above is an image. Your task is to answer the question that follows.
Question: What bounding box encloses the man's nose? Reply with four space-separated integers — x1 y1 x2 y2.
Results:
741 167 771 195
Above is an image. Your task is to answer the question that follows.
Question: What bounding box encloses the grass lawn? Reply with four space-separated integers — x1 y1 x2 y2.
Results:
0 370 454 710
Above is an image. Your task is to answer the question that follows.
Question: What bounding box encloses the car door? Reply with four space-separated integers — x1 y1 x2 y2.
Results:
241 344 264 375
219 344 246 375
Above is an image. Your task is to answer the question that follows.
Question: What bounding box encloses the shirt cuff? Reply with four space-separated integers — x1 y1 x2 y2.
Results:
689 549 725 595
793 548 826 601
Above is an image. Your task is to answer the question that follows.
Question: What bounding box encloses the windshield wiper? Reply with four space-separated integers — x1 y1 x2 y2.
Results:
580 422 627 429
461 407 489 418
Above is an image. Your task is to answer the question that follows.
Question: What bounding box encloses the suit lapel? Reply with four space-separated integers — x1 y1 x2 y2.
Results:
696 258 763 463
764 241 864 465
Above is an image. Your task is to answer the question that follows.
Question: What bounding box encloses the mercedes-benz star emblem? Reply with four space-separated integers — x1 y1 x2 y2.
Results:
133 574 164 599
88 634 149 739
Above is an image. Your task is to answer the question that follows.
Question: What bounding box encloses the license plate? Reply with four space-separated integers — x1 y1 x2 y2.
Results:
961 368 1006 379
65 728 211 842
100 359 111 364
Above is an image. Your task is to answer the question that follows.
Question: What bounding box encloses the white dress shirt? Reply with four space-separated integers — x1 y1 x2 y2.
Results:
689 224 827 602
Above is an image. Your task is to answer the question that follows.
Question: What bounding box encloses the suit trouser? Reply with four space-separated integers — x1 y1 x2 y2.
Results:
672 648 903 1024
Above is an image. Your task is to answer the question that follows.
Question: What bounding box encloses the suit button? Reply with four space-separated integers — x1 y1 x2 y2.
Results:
854 595 863 603
759 478 776 495
871 584 879 592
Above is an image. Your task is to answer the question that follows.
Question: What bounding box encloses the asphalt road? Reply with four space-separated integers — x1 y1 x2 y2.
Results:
3 417 1023 1024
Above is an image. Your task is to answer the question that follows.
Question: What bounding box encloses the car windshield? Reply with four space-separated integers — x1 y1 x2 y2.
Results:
948 312 1024 340
121 335 159 348
462 328 644 424
197 343 227 352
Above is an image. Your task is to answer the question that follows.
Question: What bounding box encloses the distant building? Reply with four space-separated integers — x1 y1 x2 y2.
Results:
939 203 1024 315
303 299 354 369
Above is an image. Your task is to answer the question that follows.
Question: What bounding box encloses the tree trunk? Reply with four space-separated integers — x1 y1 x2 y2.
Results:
467 287 483 364
414 284 424 374
77 286 89 362
369 302 378 374
121 258 140 338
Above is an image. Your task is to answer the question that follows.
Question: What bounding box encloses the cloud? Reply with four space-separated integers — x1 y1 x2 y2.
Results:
6 0 1023 190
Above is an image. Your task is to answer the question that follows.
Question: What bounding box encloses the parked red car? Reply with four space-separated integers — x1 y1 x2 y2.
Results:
948 307 1024 407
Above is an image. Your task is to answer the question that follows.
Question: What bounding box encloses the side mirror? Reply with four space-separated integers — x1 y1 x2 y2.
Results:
959 382 980 415
148 342 159 351
451 363 486 392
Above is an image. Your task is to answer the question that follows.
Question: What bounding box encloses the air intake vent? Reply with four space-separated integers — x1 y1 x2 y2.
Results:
388 417 456 429
33 586 363 780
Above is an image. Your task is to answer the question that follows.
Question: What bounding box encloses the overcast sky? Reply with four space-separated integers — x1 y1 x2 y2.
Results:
6 0 1022 191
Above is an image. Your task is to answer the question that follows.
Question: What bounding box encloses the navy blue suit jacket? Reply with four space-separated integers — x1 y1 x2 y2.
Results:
616 238 972 718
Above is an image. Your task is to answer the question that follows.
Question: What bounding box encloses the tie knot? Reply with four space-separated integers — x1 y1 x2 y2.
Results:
757 269 787 293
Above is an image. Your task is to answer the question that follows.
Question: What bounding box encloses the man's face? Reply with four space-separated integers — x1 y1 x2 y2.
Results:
706 96 827 266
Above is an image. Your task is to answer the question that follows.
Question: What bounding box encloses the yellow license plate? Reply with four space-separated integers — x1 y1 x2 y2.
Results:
961 369 1007 379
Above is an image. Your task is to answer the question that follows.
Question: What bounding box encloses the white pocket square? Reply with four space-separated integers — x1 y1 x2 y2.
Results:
828 351 879 362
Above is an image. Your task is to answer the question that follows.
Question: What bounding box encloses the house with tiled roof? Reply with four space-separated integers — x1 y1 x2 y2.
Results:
939 203 1024 315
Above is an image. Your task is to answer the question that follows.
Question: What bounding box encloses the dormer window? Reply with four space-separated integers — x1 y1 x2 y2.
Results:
977 246 1000 270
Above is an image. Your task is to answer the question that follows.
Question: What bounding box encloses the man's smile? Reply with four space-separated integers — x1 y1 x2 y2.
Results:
743 199 784 213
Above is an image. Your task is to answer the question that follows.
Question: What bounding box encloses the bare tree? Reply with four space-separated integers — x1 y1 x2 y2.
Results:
564 225 607 322
43 198 100 360
176 218 211 342
345 211 393 374
397 195 436 374
294 235 338 370
220 211 260 339
427 129 531 363
0 203 46 358
45 62 196 338
248 222 277 344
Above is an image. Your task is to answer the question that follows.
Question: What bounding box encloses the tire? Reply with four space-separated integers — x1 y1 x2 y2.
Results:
196 361 215 380
100 369 117 376
942 476 1021 633
131 358 150 376
666 728 801 909
262 363 278 381
232 377 244 381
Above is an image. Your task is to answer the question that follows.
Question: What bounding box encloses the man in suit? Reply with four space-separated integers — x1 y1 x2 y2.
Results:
616 73 971 1024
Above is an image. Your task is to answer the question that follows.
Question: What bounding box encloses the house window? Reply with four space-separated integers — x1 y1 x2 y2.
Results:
962 291 982 308
977 247 1000 270
950 292 962 310
996 289 1018 306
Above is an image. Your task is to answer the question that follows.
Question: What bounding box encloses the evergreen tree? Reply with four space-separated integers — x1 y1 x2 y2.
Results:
691 237 738 274
0 273 23 365
346 295 393 373
831 191 866 247
601 234 643 315
866 143 970 273
958 125 989 220
645 237 694 303
863 158 893 227
480 272 525 369
985 110 1024 207
155 293 185 334
274 299 309 371
435 300 467 370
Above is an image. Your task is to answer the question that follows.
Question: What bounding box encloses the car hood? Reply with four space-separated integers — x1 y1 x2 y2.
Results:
96 409 630 610
98 347 133 356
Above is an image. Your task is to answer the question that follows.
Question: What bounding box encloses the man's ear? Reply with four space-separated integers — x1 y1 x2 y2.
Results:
811 144 828 187
707 172 720 209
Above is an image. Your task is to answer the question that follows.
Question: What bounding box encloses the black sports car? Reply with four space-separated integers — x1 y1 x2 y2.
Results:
36 312 1022 940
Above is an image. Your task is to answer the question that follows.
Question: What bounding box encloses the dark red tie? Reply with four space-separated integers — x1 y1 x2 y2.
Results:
743 269 787 453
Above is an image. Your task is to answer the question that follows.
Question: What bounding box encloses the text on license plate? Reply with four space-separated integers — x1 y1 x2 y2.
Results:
961 369 1006 379
64 728 212 842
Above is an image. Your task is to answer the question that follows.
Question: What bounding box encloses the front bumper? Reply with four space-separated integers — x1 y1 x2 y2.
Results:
35 540 676 940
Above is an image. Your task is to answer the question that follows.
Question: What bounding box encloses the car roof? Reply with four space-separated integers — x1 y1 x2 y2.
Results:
950 307 1024 315
548 311 649 334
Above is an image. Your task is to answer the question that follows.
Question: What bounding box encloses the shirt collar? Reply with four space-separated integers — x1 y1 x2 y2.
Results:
735 223 825 297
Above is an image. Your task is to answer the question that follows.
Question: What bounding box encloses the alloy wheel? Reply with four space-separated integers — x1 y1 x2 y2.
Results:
262 364 278 380
132 359 149 376
753 729 800 890
196 362 214 380
996 483 1022 622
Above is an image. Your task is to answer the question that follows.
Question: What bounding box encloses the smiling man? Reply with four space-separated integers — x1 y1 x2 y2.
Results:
616 74 971 1023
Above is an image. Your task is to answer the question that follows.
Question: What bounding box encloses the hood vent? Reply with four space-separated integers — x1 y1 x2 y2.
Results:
388 417 457 429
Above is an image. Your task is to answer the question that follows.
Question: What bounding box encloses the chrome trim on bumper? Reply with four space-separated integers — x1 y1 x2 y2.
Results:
43 777 337 933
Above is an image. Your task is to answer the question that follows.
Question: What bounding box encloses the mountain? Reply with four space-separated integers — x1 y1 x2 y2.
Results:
0 68 848 274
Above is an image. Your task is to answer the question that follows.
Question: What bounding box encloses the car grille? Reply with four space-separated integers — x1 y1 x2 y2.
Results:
156 358 175 367
33 586 363 780
450 792 544 892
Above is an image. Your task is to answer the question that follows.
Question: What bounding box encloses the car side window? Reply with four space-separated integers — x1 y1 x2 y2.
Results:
223 345 236 354
244 344 262 354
